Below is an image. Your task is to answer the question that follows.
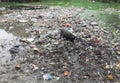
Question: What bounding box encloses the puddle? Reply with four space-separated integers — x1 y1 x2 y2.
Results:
0 29 17 65
0 23 31 65
0 23 30 37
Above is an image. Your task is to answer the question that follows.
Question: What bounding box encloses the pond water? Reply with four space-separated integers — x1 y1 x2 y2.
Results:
0 29 16 65
0 23 30 65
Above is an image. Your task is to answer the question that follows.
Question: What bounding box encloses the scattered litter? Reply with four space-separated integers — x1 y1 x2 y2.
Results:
30 63 39 71
43 73 52 81
15 63 21 70
1 6 119 83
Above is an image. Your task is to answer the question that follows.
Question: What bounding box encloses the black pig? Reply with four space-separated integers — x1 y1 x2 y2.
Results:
60 29 76 42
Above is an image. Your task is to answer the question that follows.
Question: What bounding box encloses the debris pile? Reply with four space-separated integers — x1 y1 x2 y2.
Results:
0 6 120 83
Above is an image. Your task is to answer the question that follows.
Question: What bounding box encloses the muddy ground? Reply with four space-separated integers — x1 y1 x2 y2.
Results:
0 6 120 83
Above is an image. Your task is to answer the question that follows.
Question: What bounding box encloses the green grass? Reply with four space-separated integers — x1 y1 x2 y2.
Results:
0 2 24 7
0 0 120 10
29 0 120 10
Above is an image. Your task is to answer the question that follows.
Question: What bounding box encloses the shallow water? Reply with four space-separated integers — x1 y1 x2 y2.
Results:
0 23 31 65
0 29 16 65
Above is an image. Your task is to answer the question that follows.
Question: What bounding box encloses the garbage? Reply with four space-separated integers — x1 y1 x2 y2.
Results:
107 74 114 80
1 6 120 83
117 50 120 54
9 26 14 30
9 46 20 54
18 19 28 23
36 16 43 19
82 76 89 79
15 63 21 70
30 46 43 55
30 29 41 37
53 76 60 80
27 38 34 42
19 38 34 44
104 63 110 70
95 38 101 44
116 63 120 69
31 47 39 53
19 38 29 44
63 70 70 76
43 73 52 81
90 22 98 26
63 23 71 27
30 63 39 71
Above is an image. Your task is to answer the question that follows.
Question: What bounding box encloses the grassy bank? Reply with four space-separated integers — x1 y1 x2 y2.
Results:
0 0 120 10
0 2 23 7
32 0 120 10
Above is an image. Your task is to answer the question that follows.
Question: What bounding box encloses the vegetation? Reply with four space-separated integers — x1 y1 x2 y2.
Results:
0 0 120 10
1 0 120 3
0 2 23 7
94 0 120 3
